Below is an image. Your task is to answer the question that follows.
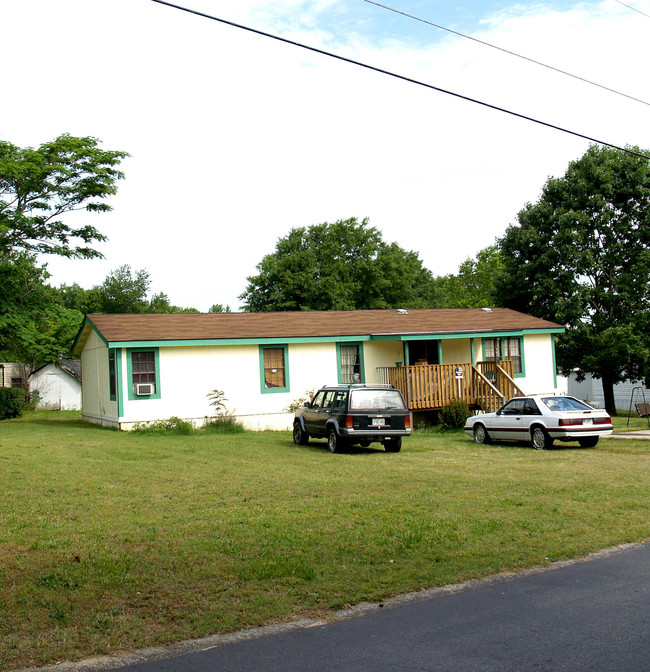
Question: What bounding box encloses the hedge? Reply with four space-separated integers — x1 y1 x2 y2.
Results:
0 387 26 420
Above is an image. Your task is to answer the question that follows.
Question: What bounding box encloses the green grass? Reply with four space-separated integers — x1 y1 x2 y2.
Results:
1 411 649 670
612 414 650 432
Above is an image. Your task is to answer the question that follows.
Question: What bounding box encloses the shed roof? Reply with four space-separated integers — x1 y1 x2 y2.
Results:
74 309 563 353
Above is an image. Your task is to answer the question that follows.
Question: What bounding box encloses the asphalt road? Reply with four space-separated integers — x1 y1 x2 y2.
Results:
60 542 649 672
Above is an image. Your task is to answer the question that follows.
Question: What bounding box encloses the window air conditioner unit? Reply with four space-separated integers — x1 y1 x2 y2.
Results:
135 383 154 396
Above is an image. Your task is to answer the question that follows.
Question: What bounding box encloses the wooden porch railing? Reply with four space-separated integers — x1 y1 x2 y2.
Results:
376 361 525 413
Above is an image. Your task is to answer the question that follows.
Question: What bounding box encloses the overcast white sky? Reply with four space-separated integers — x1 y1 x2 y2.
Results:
2 0 650 311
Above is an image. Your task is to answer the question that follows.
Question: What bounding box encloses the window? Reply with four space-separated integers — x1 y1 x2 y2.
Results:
127 348 160 400
109 350 116 400
260 345 289 393
338 343 363 384
484 337 522 375
10 377 23 389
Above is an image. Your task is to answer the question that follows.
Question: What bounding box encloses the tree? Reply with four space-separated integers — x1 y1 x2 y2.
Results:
431 245 503 308
0 253 82 390
98 265 151 313
0 134 128 260
57 265 199 314
240 217 436 311
495 145 650 414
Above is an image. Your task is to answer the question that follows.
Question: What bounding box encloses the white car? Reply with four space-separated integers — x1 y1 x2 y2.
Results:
464 395 613 450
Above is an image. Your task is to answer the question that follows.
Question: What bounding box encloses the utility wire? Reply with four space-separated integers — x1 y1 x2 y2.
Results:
364 0 650 108
150 0 649 160
614 0 650 19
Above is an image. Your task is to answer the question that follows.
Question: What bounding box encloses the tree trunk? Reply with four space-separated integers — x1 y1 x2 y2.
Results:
600 372 617 416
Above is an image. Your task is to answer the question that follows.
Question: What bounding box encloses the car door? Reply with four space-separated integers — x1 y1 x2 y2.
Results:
303 391 327 436
491 399 528 441
304 390 336 437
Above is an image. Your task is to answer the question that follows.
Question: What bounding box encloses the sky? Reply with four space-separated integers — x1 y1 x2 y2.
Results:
2 0 650 312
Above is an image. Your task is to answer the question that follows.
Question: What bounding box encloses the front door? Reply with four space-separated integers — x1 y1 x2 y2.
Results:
406 340 439 365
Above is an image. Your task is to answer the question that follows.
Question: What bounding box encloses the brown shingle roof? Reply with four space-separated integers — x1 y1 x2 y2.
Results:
81 309 563 345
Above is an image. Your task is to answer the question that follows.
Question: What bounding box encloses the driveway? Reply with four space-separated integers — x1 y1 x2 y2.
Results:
36 542 649 672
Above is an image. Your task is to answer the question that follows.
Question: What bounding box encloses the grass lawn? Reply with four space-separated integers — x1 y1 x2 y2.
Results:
1 411 649 670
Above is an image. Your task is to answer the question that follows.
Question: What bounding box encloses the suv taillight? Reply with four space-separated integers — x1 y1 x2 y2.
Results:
404 415 411 429
345 415 354 429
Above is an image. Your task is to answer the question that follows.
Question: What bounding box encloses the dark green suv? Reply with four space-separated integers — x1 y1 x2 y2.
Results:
293 384 412 453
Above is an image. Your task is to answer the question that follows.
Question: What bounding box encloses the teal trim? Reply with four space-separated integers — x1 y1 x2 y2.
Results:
259 344 290 394
336 342 365 384
482 336 525 377
126 347 161 401
105 328 565 350
437 341 443 363
470 339 476 365
116 349 123 418
109 349 116 402
72 315 109 355
518 337 526 379
403 341 410 366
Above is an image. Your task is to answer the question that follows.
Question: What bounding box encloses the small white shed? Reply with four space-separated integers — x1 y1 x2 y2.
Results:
30 360 82 411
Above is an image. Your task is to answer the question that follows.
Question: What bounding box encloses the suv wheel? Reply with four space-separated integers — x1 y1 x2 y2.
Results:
327 428 342 453
293 421 309 445
384 437 402 452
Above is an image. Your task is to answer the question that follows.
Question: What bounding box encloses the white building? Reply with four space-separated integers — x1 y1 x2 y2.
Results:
72 308 565 431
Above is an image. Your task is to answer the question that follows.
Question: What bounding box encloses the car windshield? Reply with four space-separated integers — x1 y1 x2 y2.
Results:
541 396 593 412
349 389 406 410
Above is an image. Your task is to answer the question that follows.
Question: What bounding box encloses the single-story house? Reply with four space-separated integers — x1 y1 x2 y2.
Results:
71 308 565 431
30 359 82 411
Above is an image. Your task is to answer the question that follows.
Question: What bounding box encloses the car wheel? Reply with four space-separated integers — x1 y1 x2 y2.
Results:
578 436 599 448
327 429 341 453
293 421 309 445
359 440 371 448
531 426 553 450
384 437 402 452
473 424 492 445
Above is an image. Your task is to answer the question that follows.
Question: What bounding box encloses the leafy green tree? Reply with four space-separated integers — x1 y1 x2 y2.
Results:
57 282 102 314
496 145 650 414
209 304 232 313
57 265 198 314
98 265 151 313
0 253 82 386
240 217 435 311
432 245 503 308
0 134 128 260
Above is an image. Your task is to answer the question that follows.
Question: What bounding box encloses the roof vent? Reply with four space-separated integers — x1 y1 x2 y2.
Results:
397 309 409 315
481 307 493 313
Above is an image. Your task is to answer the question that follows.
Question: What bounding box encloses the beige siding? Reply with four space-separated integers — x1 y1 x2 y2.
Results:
80 330 117 426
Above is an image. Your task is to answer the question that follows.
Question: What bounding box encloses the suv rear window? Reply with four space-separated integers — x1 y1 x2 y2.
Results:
349 389 406 410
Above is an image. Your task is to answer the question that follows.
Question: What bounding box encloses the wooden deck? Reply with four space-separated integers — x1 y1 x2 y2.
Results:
376 360 524 413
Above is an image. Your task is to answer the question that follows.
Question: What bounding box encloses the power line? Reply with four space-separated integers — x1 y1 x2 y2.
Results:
149 0 649 161
614 0 650 19
363 0 650 108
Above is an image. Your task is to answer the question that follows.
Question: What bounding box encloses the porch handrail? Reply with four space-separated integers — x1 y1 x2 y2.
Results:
495 363 525 398
376 361 517 412
471 365 506 412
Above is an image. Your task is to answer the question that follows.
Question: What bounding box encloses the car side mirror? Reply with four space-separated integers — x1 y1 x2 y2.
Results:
303 402 311 408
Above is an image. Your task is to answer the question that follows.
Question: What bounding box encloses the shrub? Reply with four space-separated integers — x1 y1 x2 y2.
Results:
0 387 26 420
439 398 470 430
203 412 245 434
131 416 194 435
284 389 315 413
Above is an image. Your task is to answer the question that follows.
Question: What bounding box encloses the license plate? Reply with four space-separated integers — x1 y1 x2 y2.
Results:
583 418 593 425
372 418 385 427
